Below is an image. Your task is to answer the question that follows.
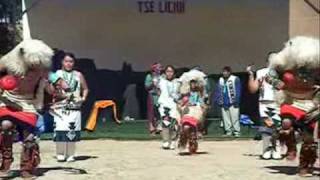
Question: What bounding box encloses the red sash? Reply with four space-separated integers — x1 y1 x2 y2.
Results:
0 107 37 127
280 104 316 129
181 115 198 127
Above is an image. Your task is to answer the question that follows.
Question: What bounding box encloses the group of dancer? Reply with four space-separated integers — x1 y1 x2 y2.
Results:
0 36 319 179
145 36 320 177
145 64 210 152
0 39 88 178
247 36 319 177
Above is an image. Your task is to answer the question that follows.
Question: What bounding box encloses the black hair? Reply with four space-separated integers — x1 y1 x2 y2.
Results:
164 65 176 79
63 52 76 61
164 65 176 74
222 66 232 72
61 52 77 69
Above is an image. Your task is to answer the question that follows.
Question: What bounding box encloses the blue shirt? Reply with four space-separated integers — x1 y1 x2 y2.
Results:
214 76 241 108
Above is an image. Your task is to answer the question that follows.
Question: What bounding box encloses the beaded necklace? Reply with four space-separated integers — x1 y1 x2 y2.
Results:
62 70 77 92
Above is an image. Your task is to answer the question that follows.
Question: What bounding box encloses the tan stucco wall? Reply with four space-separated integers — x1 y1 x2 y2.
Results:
27 0 289 73
289 0 320 38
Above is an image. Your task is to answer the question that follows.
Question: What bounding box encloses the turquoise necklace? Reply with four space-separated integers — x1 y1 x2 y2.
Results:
62 70 77 92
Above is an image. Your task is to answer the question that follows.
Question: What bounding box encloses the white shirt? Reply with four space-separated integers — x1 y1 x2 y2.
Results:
158 77 179 108
256 68 275 101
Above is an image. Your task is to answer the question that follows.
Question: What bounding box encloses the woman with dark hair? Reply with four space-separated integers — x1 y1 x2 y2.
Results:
158 65 180 149
50 52 89 162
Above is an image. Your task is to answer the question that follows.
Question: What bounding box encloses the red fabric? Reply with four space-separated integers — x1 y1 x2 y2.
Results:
0 107 37 127
280 104 306 120
309 122 316 129
282 71 314 93
281 105 317 130
181 115 198 127
282 71 296 85
151 63 162 72
0 75 18 90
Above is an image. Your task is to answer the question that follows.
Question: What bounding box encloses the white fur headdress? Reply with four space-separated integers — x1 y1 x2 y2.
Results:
0 39 53 76
178 69 207 94
269 36 320 105
269 36 320 70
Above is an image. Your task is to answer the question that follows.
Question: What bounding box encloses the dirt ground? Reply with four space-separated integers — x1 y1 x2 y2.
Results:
9 140 320 180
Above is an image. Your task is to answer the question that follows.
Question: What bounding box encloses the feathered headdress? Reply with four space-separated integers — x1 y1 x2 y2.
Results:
0 39 53 76
177 69 207 95
269 36 319 71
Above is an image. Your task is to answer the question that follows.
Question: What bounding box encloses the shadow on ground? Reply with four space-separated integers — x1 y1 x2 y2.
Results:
243 153 261 157
4 166 88 179
265 166 320 176
178 151 209 156
75 155 98 161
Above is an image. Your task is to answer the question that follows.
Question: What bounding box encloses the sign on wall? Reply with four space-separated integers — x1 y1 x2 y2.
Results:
137 0 185 14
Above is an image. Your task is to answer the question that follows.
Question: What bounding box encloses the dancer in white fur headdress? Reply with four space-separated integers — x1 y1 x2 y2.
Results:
266 36 319 177
178 68 208 95
0 39 53 178
177 68 209 154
